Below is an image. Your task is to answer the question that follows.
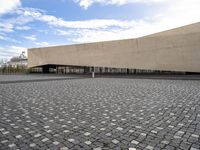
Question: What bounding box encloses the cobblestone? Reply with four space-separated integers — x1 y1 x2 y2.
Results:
0 76 200 149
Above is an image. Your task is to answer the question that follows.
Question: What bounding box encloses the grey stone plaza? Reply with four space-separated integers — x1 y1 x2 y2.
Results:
0 75 200 150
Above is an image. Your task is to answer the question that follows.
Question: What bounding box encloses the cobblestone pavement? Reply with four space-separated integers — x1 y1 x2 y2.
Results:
0 75 79 82
0 77 200 150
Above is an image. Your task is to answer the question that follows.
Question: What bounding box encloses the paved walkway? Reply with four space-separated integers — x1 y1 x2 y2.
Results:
0 74 83 84
0 76 200 150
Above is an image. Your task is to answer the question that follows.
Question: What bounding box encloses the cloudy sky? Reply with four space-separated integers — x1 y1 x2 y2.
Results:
0 0 200 59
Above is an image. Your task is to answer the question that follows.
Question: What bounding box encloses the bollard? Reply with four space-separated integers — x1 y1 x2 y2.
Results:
92 72 95 78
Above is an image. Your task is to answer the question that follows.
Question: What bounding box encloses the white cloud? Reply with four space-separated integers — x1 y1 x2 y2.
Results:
20 0 199 44
35 41 50 47
16 26 31 30
0 8 38 34
61 24 159 43
24 35 37 41
0 45 27 59
20 9 137 29
67 0 200 43
0 22 14 33
0 35 6 40
74 0 167 9
159 0 200 27
0 14 33 34
56 29 71 36
0 33 22 43
0 0 21 15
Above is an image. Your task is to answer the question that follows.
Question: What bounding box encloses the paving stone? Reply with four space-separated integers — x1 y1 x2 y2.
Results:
84 132 91 136
60 147 69 150
112 139 119 144
93 147 102 150
42 138 49 142
136 126 142 129
16 135 22 139
161 140 169 144
146 145 154 150
191 134 199 138
106 133 112 136
131 140 139 145
140 133 147 136
1 140 8 144
30 143 36 147
53 141 60 145
8 143 16 148
190 147 199 150
85 141 92 145
151 130 157 134
34 133 41 138
116 127 123 131
63 130 69 133
129 130 134 133
68 139 75 143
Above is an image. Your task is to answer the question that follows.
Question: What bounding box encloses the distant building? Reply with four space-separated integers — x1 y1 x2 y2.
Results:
0 60 3 67
0 59 8 68
8 51 28 68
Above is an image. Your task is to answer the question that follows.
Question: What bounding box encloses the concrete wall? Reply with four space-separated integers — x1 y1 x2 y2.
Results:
28 22 200 72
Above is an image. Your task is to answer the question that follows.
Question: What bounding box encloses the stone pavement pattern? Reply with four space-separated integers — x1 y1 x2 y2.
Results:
0 77 200 150
0 74 79 82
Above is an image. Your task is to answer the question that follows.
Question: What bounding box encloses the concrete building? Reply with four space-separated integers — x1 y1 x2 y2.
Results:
28 22 200 74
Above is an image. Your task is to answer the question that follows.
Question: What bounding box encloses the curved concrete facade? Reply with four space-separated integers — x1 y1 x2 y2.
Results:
28 22 200 72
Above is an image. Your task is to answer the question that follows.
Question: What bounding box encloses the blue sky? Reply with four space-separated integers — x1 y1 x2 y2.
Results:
0 0 200 60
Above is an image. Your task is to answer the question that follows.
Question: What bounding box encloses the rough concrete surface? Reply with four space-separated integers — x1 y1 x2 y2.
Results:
28 22 200 72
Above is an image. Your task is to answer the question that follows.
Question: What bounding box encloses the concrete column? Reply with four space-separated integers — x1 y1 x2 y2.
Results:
65 66 67 74
127 68 130 74
100 67 102 74
84 67 86 74
56 66 58 74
